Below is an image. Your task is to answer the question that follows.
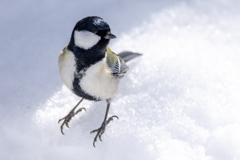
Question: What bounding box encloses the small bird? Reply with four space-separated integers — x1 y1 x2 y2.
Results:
58 16 141 147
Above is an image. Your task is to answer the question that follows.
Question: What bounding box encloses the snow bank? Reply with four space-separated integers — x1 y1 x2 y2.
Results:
1 0 240 159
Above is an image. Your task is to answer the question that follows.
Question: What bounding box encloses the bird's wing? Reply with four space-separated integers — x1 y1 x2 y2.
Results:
106 47 129 77
117 51 142 62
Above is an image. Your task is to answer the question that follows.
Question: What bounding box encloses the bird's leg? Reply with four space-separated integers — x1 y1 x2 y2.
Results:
90 99 119 147
58 98 85 135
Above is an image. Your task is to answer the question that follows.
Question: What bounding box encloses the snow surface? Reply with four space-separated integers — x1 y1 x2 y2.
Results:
1 0 240 159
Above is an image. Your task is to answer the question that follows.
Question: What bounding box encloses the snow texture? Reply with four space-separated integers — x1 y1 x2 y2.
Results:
1 0 240 159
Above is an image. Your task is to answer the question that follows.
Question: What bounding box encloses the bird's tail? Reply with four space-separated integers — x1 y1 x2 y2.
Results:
118 51 142 62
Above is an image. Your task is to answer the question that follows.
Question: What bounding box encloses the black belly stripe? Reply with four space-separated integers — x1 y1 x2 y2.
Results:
71 59 101 101
72 71 100 101
67 41 108 101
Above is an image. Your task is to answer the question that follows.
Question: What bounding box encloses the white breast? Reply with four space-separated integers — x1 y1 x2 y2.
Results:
58 49 76 90
80 57 120 100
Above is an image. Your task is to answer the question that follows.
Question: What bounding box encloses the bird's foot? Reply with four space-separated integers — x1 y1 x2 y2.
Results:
90 115 118 147
58 107 86 135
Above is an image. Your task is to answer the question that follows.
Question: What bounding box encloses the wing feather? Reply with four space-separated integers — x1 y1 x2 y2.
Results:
106 47 129 77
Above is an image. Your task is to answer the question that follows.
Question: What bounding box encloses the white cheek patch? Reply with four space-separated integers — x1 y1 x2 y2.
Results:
74 30 101 50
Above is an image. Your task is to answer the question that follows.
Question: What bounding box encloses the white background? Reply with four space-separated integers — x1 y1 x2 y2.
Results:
1 0 240 159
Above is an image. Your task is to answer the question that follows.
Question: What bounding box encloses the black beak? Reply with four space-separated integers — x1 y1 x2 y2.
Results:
105 33 116 39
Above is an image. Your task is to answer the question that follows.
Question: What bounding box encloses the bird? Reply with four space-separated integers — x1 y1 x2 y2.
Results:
58 16 141 147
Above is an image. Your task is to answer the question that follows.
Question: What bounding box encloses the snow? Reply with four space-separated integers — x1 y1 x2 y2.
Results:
1 0 240 159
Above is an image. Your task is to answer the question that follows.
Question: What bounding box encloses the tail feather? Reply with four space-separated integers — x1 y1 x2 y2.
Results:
118 51 142 62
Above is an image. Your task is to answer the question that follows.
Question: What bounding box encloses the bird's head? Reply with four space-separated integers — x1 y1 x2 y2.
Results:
70 16 116 50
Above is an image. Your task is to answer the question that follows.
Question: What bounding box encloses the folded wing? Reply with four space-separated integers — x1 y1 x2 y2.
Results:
106 47 129 77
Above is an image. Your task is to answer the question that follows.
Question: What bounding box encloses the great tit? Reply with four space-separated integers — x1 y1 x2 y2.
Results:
58 16 141 147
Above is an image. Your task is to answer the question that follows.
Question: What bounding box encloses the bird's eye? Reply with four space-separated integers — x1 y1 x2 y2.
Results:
91 28 98 34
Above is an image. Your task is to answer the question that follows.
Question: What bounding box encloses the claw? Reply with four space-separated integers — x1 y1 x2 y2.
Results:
91 115 119 147
106 115 119 125
60 123 65 135
99 134 102 141
74 107 86 116
58 118 63 123
112 115 119 119
66 123 70 128
91 125 105 147
58 102 85 135
92 131 101 147
90 127 100 134
93 140 96 147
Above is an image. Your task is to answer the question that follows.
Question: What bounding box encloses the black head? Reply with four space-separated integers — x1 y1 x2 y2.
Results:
69 16 116 51
74 16 114 38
